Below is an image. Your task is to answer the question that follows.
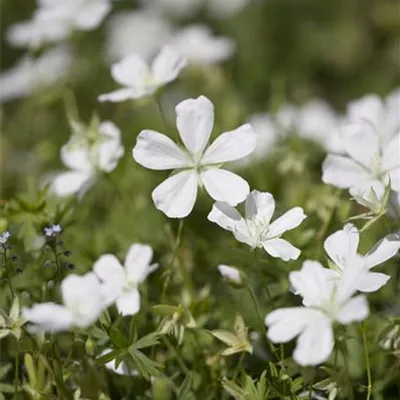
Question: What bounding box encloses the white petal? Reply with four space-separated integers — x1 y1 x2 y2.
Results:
245 190 275 223
23 303 74 333
75 1 111 30
201 123 258 164
267 207 306 238
152 170 198 218
323 224 359 270
289 260 336 307
294 316 333 366
265 307 323 343
340 121 380 168
363 235 400 269
93 255 125 305
348 94 384 127
96 122 124 172
52 171 92 197
125 243 157 284
355 272 390 293
201 168 249 205
336 295 369 324
388 167 400 192
111 54 149 87
207 201 243 232
262 238 301 261
218 265 241 284
151 45 186 83
133 130 192 170
61 145 91 171
116 289 141 316
382 132 400 172
322 154 370 189
98 88 138 102
175 95 214 158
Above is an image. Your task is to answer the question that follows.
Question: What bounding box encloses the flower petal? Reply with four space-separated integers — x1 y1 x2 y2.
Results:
336 295 369 324
98 88 138 102
348 94 384 127
355 272 390 293
152 170 198 218
116 289 141 316
61 145 91 172
201 124 258 165
75 1 111 30
323 223 359 270
176 95 214 158
111 54 149 87
265 307 323 343
322 154 369 189
201 168 249 205
382 132 400 172
52 171 92 197
133 130 192 170
151 45 186 83
267 207 306 238
125 243 157 284
363 235 400 269
293 315 333 366
262 238 301 261
245 190 275 223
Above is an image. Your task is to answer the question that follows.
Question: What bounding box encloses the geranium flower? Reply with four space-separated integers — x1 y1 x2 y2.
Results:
265 261 369 366
322 121 400 193
132 95 258 218
169 25 235 65
208 190 306 261
23 273 105 332
323 224 400 293
93 244 158 316
98 46 186 102
52 121 124 197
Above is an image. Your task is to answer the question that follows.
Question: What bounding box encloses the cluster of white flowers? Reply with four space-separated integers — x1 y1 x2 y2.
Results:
23 243 156 331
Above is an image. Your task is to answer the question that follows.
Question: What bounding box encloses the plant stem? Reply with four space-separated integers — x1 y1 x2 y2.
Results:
246 284 264 332
162 335 189 375
232 352 245 381
53 237 63 284
361 322 372 400
2 247 15 297
14 338 19 399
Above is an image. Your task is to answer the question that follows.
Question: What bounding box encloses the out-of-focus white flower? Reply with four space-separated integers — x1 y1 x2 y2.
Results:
101 350 139 376
52 121 124 197
349 181 386 214
323 223 400 293
0 231 11 246
169 25 235 65
218 264 242 284
132 95 258 218
93 244 158 316
0 46 72 103
347 88 400 145
44 224 62 237
98 46 186 102
208 190 306 261
106 11 173 63
23 273 105 332
265 260 369 366
322 122 400 193
7 0 111 48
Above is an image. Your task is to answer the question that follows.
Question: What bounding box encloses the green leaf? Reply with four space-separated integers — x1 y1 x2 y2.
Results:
128 349 164 381
96 349 125 365
130 332 161 350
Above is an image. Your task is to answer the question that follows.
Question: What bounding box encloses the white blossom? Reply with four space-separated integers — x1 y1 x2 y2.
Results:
93 244 158 316
218 265 242 284
52 121 124 197
349 181 386 214
132 95 258 218
0 231 11 245
208 190 306 261
0 46 72 103
98 46 186 102
323 224 400 293
23 273 105 332
265 260 369 366
169 25 235 65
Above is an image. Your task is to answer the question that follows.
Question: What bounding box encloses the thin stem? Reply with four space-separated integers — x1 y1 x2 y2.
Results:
361 322 372 400
246 284 264 332
53 237 63 284
14 338 19 399
162 336 189 375
232 352 245 381
155 95 169 131
2 247 15 297
317 189 341 240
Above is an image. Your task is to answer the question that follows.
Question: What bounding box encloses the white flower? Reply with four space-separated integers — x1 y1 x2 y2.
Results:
265 260 369 366
0 46 72 103
98 46 186 103
169 25 235 65
44 224 62 237
208 190 306 261
133 95 257 218
347 89 399 145
23 273 105 332
322 121 400 193
0 231 11 245
52 121 124 197
106 11 172 63
218 264 242 284
93 244 158 316
7 0 111 48
349 181 386 214
323 223 400 293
